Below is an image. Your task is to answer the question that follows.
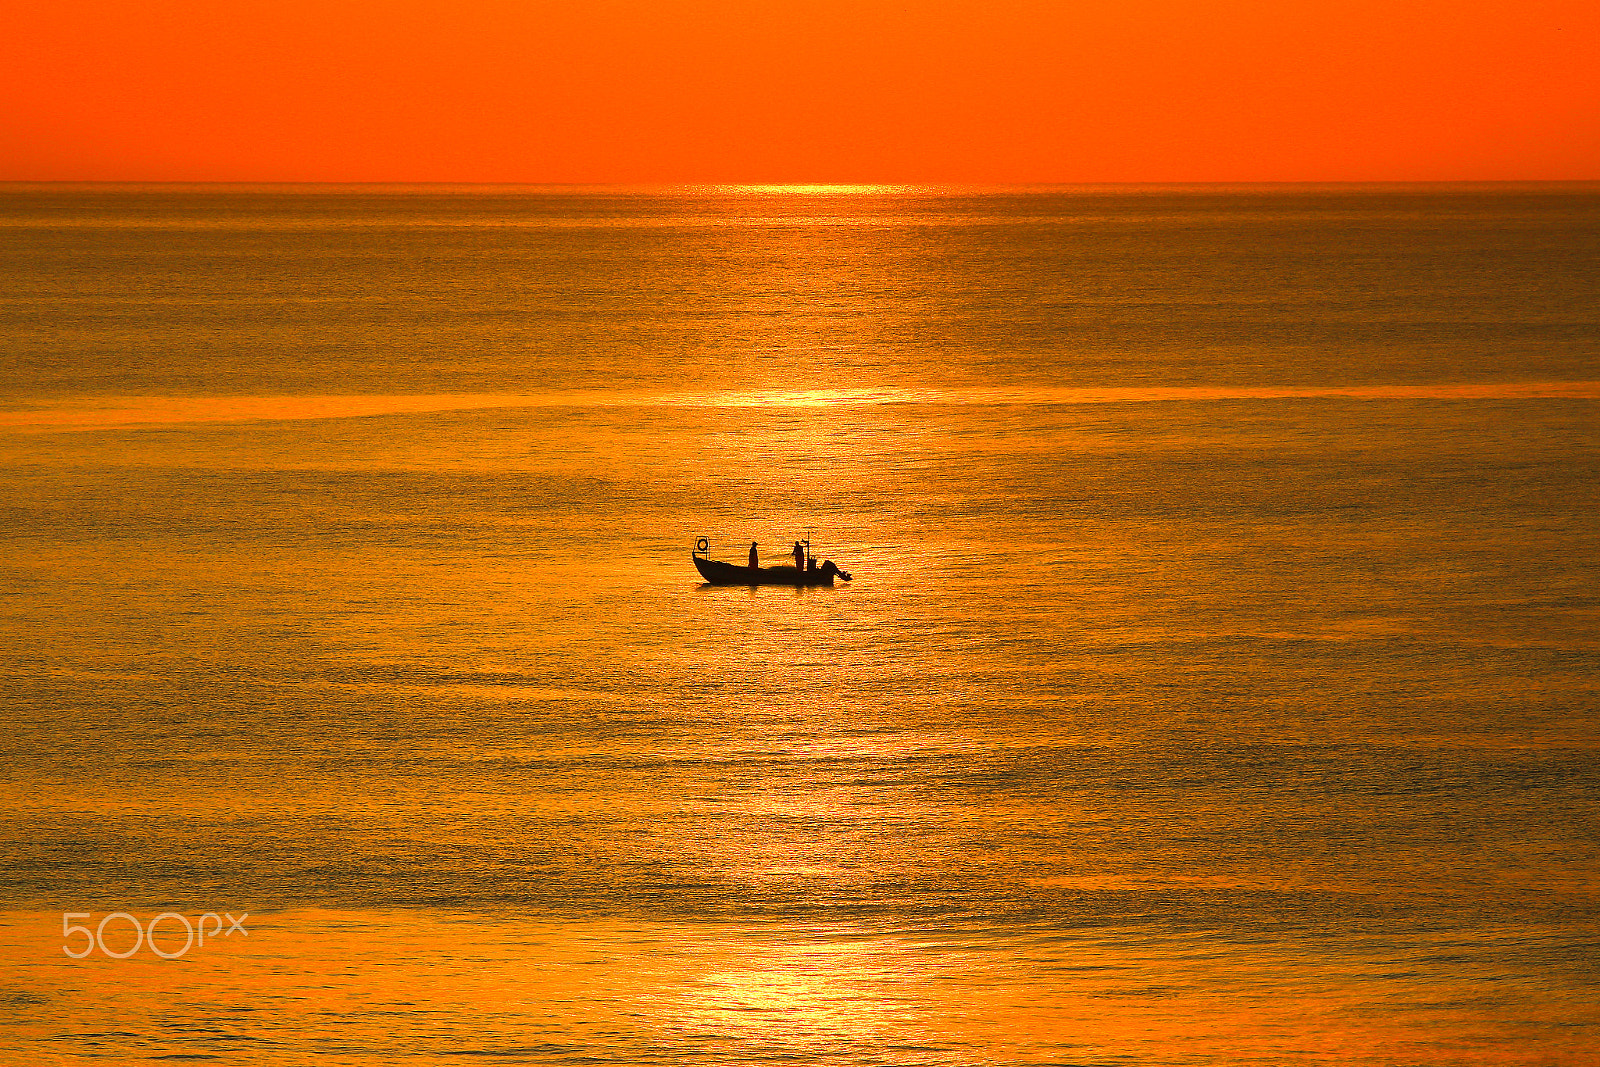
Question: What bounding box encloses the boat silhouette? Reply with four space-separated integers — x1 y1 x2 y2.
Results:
692 552 852 587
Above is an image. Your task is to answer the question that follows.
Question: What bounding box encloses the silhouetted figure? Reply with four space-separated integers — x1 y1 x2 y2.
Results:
792 541 804 571
749 542 759 569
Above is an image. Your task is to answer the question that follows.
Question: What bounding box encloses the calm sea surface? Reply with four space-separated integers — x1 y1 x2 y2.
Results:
1 185 1598 1064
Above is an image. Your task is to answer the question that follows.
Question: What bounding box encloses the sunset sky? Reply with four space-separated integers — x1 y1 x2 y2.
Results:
4 0 1598 182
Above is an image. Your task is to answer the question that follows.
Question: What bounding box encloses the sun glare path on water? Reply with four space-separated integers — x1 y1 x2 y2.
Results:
4 383 1599 432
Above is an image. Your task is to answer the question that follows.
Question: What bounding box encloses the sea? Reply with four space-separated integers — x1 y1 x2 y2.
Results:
1 184 1597 1065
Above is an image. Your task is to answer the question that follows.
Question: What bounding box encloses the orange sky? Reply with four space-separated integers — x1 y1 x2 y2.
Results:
3 0 1597 182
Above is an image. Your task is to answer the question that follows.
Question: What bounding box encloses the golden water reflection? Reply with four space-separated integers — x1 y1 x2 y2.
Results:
2 911 1596 1065
5 381 1599 432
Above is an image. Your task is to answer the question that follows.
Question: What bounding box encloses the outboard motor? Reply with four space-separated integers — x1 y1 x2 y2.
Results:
820 560 852 582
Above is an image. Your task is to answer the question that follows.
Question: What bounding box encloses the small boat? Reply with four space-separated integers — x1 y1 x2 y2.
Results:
693 554 852 587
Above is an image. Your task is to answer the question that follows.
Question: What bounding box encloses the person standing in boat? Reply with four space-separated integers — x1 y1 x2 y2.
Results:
792 540 804 571
749 541 759 569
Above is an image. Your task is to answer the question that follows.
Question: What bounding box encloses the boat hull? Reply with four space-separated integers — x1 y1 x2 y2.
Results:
693 554 836 586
